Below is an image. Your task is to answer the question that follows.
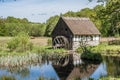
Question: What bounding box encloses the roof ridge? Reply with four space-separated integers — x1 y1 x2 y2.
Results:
61 17 90 20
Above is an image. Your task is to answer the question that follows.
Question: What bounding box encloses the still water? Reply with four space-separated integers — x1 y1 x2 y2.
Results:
0 56 119 80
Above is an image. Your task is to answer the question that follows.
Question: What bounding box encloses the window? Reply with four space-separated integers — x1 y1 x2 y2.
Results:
65 28 67 31
90 36 93 41
81 36 86 41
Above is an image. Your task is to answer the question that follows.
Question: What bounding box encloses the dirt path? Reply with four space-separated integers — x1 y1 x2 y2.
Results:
100 37 120 42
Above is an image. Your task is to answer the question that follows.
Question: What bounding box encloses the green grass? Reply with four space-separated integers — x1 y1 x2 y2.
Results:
90 42 120 56
32 45 68 55
0 37 67 57
76 42 120 57
100 76 120 80
0 37 68 67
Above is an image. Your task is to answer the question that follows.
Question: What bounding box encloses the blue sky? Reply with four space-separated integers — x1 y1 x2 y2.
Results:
0 0 100 23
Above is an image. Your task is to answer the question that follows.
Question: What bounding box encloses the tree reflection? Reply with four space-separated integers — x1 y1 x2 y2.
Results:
38 76 56 80
0 75 16 80
105 56 120 77
7 66 30 78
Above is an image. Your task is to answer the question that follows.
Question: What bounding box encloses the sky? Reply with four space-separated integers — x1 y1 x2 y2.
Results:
0 0 100 23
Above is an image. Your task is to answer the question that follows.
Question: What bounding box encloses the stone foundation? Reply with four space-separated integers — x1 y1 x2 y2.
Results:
73 41 100 50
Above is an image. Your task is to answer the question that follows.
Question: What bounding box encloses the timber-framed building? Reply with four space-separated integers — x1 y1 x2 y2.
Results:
51 17 101 50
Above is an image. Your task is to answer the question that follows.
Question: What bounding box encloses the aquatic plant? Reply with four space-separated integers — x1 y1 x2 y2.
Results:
0 53 42 67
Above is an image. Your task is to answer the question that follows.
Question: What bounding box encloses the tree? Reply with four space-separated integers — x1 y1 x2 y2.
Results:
0 16 46 37
97 0 120 36
45 15 59 36
63 11 77 17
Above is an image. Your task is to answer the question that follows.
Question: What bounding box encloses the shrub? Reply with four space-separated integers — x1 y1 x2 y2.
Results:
47 38 52 46
7 32 33 52
81 52 103 63
7 37 19 51
76 47 83 53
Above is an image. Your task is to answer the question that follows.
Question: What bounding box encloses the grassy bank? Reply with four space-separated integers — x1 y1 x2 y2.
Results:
0 36 68 67
100 76 120 80
76 41 120 57
90 42 120 56
0 37 67 56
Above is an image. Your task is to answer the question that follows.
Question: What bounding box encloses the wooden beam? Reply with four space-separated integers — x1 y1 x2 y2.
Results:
54 39 58 44
56 38 60 44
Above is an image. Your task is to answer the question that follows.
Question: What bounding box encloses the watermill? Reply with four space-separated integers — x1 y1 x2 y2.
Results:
53 36 69 49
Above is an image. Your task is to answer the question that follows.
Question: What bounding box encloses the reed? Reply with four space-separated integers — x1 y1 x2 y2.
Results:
0 53 42 67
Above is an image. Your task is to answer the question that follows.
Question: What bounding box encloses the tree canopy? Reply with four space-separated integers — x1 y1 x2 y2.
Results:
0 17 46 36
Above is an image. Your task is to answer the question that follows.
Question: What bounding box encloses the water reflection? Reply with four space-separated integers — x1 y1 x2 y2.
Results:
90 62 107 79
53 60 106 80
0 56 120 80
104 56 120 77
0 75 16 80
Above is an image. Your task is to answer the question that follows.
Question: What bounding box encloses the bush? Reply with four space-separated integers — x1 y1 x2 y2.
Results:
76 47 83 53
7 32 33 52
108 40 120 45
47 38 52 46
81 52 103 63
7 37 19 51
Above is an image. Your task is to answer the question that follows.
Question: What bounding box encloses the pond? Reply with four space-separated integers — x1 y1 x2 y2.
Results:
0 55 120 80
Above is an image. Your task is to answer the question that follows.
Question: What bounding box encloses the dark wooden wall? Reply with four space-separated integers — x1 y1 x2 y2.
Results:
52 17 73 50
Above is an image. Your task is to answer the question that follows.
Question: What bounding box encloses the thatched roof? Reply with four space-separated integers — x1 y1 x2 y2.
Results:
62 17 101 35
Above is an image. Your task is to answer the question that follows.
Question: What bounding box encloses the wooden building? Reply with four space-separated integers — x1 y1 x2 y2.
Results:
51 17 101 50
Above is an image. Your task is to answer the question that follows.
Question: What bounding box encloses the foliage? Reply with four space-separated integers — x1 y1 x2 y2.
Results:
97 0 120 36
0 75 16 80
44 15 59 36
0 17 46 37
86 42 120 57
100 76 120 80
81 52 103 63
32 46 67 54
108 40 120 45
38 77 44 80
76 41 92 53
76 47 83 53
77 40 102 62
47 38 52 46
7 37 19 51
7 32 33 52
0 0 120 37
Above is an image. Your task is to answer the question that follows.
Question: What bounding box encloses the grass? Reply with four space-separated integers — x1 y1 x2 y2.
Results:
0 37 68 67
76 41 120 57
90 42 120 56
0 37 67 57
100 76 120 80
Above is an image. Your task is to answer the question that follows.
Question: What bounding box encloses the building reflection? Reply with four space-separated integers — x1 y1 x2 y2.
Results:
53 63 99 80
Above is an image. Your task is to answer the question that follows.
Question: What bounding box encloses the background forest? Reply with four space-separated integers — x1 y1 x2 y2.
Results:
0 0 120 37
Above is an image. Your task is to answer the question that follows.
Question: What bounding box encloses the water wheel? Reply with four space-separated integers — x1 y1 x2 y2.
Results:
55 55 70 67
53 36 69 49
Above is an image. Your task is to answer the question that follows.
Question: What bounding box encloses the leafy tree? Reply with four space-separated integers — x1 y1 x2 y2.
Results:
45 15 59 36
97 0 120 36
63 11 77 17
0 16 46 37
